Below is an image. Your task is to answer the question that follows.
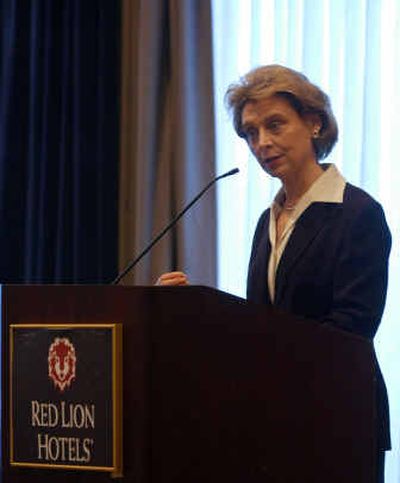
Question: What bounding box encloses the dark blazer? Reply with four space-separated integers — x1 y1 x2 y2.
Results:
247 183 392 449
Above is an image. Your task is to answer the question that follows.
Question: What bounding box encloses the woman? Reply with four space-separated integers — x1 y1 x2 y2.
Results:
159 65 391 481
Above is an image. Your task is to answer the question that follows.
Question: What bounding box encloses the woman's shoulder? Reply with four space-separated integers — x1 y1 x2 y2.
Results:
257 207 270 221
343 183 390 238
343 183 386 217
251 208 270 242
343 182 382 207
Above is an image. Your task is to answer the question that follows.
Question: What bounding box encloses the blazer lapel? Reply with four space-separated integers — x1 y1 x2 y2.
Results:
274 203 341 305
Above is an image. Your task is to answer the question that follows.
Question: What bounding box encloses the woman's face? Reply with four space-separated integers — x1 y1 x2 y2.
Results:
241 95 319 182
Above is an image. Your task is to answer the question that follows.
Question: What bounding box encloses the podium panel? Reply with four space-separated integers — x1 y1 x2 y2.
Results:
1 285 376 482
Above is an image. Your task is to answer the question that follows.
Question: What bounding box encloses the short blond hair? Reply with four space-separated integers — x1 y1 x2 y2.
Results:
225 65 338 160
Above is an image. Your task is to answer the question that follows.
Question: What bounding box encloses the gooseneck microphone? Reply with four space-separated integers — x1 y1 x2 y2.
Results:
112 167 239 285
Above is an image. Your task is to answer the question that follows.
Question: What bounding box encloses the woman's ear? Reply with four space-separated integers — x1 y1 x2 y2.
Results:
305 113 322 137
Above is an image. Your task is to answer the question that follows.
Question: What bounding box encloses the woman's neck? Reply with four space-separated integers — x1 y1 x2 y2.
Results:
282 163 324 206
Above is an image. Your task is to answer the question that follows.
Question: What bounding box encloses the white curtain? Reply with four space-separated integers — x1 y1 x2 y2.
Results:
212 0 400 480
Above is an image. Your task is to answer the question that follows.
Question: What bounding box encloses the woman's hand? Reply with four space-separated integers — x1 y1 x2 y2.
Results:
156 271 189 286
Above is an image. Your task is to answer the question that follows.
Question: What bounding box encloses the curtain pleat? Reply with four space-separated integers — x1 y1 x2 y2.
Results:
0 0 120 283
119 0 216 286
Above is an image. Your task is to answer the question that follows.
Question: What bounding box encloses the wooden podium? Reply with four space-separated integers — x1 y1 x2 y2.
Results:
1 285 376 482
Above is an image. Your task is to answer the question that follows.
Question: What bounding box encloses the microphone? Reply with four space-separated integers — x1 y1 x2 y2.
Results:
112 167 239 285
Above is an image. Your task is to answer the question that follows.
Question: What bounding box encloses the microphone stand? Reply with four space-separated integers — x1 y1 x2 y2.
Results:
112 168 239 285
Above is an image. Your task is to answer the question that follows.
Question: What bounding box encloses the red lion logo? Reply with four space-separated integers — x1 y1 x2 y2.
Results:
48 338 77 392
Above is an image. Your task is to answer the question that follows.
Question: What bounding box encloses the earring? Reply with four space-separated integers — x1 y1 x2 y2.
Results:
312 129 319 138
